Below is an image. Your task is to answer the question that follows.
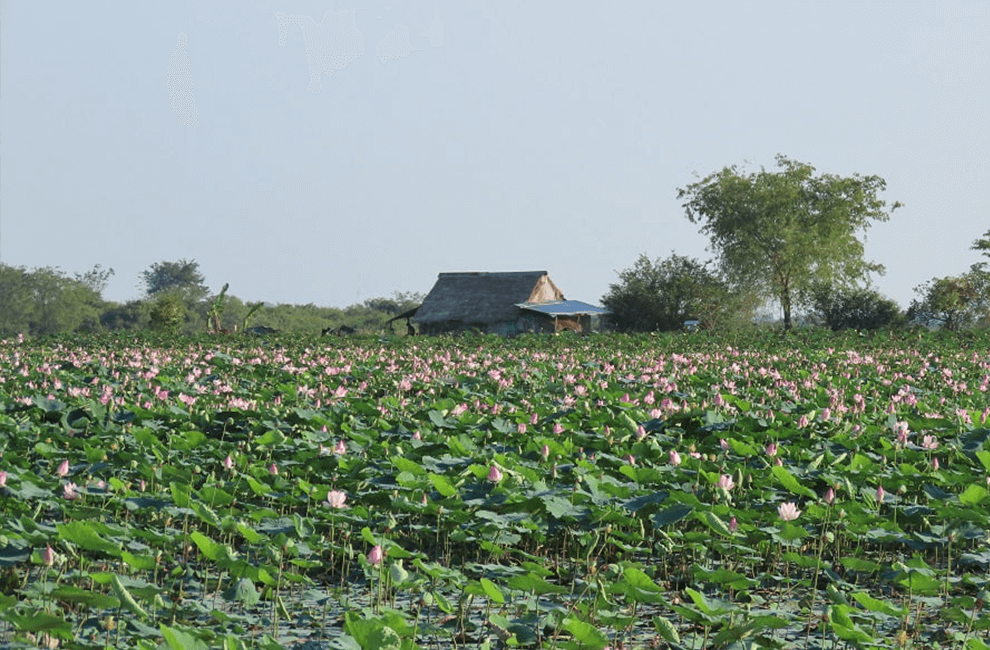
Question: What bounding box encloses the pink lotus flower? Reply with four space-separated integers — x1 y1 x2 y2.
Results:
529 413 539 425
517 423 527 434
824 487 835 505
368 545 384 566
932 457 939 471
43 545 55 567
487 465 503 483
777 502 800 521
0 470 6 488
334 440 347 455
720 438 730 451
893 421 909 446
223 455 234 470
269 463 278 476
718 474 735 491
56 460 70 478
729 516 738 532
668 450 681 466
326 490 347 509
921 434 939 450
876 485 885 503
765 443 778 457
636 425 647 440
552 423 564 435
625 454 636 466
63 482 80 500
541 444 550 459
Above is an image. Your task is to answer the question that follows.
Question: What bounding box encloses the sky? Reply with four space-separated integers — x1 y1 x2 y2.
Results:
2 1 988 312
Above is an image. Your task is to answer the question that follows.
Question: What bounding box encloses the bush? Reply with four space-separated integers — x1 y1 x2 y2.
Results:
602 254 757 332
149 293 186 335
810 285 905 331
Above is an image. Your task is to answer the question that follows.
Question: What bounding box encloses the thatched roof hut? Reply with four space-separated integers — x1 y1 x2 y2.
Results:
413 271 566 336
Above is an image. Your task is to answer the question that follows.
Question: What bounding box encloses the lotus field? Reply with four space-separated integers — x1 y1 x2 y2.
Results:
2 331 990 650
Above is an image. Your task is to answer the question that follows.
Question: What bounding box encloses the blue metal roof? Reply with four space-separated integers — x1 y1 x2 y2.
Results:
515 300 610 316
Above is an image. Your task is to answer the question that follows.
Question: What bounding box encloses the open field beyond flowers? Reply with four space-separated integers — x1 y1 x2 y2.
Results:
1 330 990 650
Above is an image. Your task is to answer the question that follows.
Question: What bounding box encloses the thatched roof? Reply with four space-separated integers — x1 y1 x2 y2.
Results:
413 271 564 327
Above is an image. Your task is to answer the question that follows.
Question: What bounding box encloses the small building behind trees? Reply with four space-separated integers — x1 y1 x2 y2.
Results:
412 271 608 336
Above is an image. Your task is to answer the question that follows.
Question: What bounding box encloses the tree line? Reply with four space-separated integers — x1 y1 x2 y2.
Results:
0 258 423 338
4 155 987 338
602 155 990 333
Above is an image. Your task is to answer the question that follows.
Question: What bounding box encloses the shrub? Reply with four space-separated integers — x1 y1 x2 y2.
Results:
810 284 904 331
149 293 186 335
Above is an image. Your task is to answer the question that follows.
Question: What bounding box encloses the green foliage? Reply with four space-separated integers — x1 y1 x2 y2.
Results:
2 331 990 646
0 263 107 337
241 301 264 331
678 155 899 329
149 292 186 334
73 264 115 296
602 253 756 332
206 283 231 333
99 299 151 331
140 259 208 301
0 264 34 335
971 228 990 260
810 283 905 331
906 229 990 331
909 271 988 330
362 292 424 316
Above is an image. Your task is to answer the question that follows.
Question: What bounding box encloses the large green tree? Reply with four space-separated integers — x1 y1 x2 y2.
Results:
678 155 899 329
140 259 208 301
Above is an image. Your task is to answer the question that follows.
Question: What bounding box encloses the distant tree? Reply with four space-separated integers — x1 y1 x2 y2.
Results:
810 284 905 331
972 228 990 263
905 230 990 330
908 275 983 330
0 264 34 336
362 292 424 315
602 253 754 332
141 259 208 301
25 267 66 336
970 229 990 324
100 300 151 331
74 264 115 297
678 155 899 330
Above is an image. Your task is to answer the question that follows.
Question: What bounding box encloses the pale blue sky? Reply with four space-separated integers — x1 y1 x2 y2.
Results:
2 1 988 310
